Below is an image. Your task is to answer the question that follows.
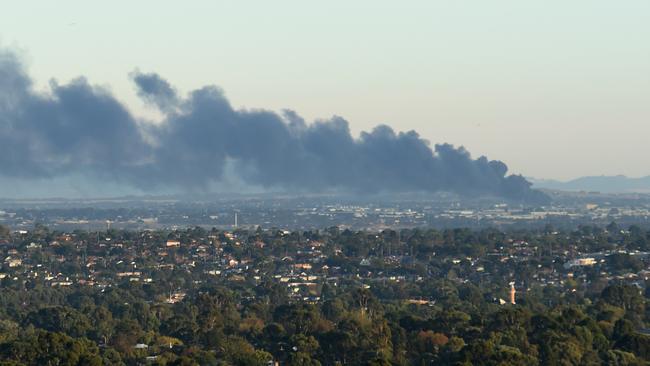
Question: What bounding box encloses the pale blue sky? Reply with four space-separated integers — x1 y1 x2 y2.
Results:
1 1 649 180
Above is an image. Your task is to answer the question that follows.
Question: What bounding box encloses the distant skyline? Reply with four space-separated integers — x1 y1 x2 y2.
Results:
1 1 649 181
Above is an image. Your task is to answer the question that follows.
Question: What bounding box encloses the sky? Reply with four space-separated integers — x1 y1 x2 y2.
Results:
1 1 649 181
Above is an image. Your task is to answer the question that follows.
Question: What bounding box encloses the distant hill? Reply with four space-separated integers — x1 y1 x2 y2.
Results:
530 175 650 193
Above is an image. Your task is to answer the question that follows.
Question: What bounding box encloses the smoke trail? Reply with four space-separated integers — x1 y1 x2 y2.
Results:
0 49 548 203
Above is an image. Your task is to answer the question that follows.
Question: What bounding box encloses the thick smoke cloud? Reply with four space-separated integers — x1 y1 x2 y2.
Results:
0 50 149 183
0 49 548 203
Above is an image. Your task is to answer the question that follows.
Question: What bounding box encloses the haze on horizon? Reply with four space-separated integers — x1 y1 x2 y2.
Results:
0 1 649 182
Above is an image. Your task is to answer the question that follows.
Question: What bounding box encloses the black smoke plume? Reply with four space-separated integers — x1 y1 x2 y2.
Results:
0 49 548 203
